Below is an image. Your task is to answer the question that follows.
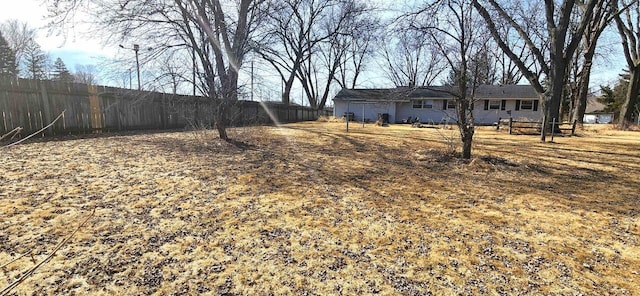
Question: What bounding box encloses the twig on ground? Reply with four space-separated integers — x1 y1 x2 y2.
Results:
0 250 33 270
1 110 65 149
0 208 95 296
0 127 23 142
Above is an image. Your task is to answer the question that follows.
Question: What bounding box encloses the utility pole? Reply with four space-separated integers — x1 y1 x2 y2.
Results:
251 60 254 101
192 47 196 96
120 44 142 90
133 44 140 90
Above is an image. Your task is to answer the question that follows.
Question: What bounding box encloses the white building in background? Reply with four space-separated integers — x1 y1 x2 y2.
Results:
332 85 541 125
583 96 614 124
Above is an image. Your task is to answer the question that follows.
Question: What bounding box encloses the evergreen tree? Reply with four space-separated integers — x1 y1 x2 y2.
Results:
599 70 640 120
23 40 47 79
0 31 17 77
52 57 73 82
1 20 37 77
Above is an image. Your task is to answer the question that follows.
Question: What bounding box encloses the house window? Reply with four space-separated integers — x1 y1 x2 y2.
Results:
413 100 434 109
489 100 501 110
520 100 534 110
447 100 456 109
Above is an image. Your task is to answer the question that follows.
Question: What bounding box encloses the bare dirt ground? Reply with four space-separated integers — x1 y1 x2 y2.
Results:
1 122 639 295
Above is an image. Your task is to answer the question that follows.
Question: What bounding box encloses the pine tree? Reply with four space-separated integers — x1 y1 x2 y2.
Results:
52 57 73 82
23 40 47 79
599 70 640 120
0 31 17 77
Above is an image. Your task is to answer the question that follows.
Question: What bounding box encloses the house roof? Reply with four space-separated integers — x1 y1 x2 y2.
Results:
585 96 607 113
333 88 410 101
334 85 539 101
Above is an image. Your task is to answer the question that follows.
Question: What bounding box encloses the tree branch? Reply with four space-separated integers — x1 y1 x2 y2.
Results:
0 209 95 296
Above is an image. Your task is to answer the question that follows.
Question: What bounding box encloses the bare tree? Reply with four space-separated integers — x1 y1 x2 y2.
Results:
334 12 380 89
255 0 333 106
614 0 640 125
380 31 447 87
22 40 48 79
492 2 547 85
256 0 371 109
296 0 373 109
46 0 267 140
0 20 37 76
405 0 488 159
472 0 611 141
74 64 98 85
155 52 191 95
569 1 619 125
487 25 534 85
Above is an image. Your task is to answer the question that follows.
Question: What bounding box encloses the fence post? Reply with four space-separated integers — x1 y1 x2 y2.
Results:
551 118 556 142
571 119 577 135
160 94 166 129
508 117 513 135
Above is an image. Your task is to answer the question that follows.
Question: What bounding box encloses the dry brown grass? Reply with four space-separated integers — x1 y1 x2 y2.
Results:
316 116 344 123
1 122 639 295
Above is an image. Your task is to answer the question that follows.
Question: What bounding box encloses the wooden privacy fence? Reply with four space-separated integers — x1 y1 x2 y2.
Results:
0 78 330 138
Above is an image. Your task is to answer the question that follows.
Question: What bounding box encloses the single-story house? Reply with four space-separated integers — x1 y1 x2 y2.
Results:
583 96 614 124
332 85 541 125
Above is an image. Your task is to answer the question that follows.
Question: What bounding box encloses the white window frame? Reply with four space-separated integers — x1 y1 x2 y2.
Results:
423 100 433 109
412 100 422 109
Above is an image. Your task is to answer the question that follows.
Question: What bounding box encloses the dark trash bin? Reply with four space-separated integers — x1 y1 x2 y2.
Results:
378 113 390 124
344 112 355 121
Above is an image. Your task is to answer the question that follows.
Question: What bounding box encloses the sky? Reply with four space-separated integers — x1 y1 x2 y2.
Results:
0 0 630 93
0 0 115 72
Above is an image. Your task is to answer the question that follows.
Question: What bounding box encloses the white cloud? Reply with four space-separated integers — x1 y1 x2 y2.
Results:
0 0 47 27
1 0 119 82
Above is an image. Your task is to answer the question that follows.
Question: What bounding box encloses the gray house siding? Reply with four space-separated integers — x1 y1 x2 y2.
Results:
333 101 398 123
475 99 541 124
333 86 542 125
396 100 457 123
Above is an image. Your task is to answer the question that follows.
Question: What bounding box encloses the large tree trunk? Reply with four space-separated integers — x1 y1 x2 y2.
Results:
619 66 640 125
315 58 342 110
208 84 229 141
456 94 474 160
573 19 602 127
281 56 305 106
542 57 566 141
572 58 593 127
281 72 297 106
215 105 228 141
461 131 473 159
